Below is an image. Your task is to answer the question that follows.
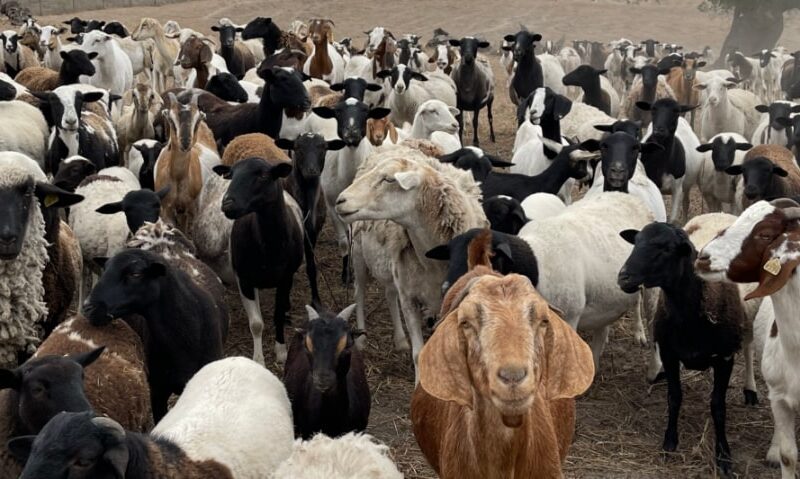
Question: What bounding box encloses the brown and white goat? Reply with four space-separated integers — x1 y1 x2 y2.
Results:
303 19 344 84
411 231 595 479
366 116 398 146
177 35 217 89
116 83 159 164
155 93 219 232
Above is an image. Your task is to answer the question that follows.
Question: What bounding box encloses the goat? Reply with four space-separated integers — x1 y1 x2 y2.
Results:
449 37 495 147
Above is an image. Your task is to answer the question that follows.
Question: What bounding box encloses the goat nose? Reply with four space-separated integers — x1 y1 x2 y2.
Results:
336 197 346 206
497 366 528 386
0 233 17 246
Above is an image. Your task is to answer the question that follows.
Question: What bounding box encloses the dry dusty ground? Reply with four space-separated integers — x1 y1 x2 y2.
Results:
20 1 800 477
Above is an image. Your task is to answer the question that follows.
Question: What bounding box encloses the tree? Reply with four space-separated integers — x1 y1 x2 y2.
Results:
701 0 800 67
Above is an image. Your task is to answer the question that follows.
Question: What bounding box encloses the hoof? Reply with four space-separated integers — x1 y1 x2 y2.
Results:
275 342 287 365
649 370 667 384
743 388 759 406
766 445 781 468
355 335 367 350
662 435 678 453
716 455 733 478
634 332 648 347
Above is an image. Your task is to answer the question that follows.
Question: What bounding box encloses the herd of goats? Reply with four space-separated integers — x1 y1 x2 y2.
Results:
0 9 799 479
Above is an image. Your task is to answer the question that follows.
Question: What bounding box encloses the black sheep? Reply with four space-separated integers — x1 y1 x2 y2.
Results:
503 29 543 105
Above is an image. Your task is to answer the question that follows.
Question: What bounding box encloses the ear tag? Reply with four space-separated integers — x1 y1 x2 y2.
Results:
764 257 782 276
44 194 58 208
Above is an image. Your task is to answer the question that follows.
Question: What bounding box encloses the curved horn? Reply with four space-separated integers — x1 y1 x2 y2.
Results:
770 198 800 209
783 206 800 221
91 416 126 440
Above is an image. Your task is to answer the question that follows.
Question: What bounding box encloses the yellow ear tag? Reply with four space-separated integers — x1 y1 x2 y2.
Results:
44 194 58 208
763 257 782 276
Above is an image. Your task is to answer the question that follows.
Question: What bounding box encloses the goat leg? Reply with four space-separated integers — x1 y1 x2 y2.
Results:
711 357 734 477
661 349 682 453
487 96 496 143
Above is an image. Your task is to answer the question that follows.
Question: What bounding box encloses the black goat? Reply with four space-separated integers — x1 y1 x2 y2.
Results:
449 36 495 146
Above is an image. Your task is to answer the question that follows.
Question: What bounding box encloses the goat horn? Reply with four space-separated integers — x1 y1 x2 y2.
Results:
541 137 564 153
781 206 800 221
770 198 800 209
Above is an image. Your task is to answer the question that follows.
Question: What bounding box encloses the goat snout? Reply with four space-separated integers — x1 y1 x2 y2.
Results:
744 185 760 200
695 253 711 273
81 301 114 326
497 366 528 386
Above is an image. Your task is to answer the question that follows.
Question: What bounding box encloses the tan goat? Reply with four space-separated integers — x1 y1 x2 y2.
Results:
156 93 219 232
411 231 595 479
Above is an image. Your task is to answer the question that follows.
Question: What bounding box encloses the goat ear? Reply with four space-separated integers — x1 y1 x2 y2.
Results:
96 201 123 215
736 143 753 151
329 82 344 91
312 106 335 119
487 155 514 168
7 436 35 463
269 162 293 179
725 165 743 176
305 304 320 321
746 238 800 300
213 165 232 179
273 138 294 151
448 39 460 47
425 244 450 260
326 139 346 151
696 143 714 153
635 101 652 111
773 166 789 178
579 139 601 152
594 124 613 132
366 82 383 92
92 256 108 269
367 107 391 120
35 182 84 209
542 307 594 400
619 229 639 245
155 186 170 199
394 170 421 190
70 346 106 368
418 309 472 408
755 104 769 113
0 368 20 390
375 69 392 79
410 72 428 82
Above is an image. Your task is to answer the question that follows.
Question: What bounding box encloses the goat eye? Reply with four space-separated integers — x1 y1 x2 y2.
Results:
30 384 45 396
129 272 143 279
757 234 773 241
74 457 94 468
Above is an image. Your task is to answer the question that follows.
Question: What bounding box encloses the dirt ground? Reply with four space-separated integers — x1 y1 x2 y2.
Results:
23 1 800 477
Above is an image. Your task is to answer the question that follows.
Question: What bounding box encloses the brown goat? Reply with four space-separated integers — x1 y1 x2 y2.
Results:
307 19 337 80
177 36 215 88
411 231 594 479
734 144 800 211
367 116 398 146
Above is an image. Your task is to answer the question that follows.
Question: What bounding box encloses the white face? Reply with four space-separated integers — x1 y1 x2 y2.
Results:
528 88 546 124
81 31 111 56
435 45 449 70
335 158 421 224
417 100 459 134
367 27 385 54
394 64 408 94
698 201 775 281
54 86 80 131
39 26 59 48
703 76 731 107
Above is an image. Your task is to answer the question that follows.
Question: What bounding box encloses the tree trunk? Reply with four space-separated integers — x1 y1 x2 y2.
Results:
714 4 785 68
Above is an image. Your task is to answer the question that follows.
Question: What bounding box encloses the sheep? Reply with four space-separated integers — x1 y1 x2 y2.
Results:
206 72 260 103
273 432 403 479
751 101 800 146
211 22 256 80
618 221 752 476
411 241 594 477
156 93 220 232
127 140 162 190
560 101 616 143
509 119 575 202
377 65 457 127
335 144 488 381
115 83 158 164
620 64 675 126
274 134 345 305
0 153 82 367
521 192 566 221
366 116 398 146
639 98 703 223
195 65 310 148
402 99 461 153
503 29 543 105
214 155 303 366
0 97 48 166
694 76 762 142
562 65 620 117
131 18 179 94
33 85 119 174
10 357 294 478
69 165 139 304
97 188 170 238
396 36 427 72
77 30 132 97
515 87 573 159
449 37 495 146
482 195 528 234
695 200 800 478
302 19 345 84
696 133 752 212
0 314 151 476
726 144 800 213
14 49 96 92
283 303 369 439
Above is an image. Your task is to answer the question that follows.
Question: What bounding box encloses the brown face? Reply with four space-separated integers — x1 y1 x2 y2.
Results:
726 212 787 283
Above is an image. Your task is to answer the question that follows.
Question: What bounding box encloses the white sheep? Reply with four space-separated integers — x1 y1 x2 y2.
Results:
0 152 49 366
694 76 762 142
79 30 133 97
557 47 582 99
0 99 49 168
399 99 461 154
560 101 616 142
520 192 566 221
69 164 140 303
272 433 403 479
538 52 567 96
696 133 752 213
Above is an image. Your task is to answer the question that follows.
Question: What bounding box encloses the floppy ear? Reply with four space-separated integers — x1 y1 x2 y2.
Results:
71 346 106 368
619 229 639 245
200 44 213 64
542 307 595 400
93 417 129 478
0 368 20 390
418 309 472 408
773 166 789 177
7 436 35 463
155 185 170 199
273 138 295 151
96 201 123 215
425 244 450 260
746 238 800 300
755 104 769 113
696 143 714 153
725 165 743 175
448 39 461 47
35 182 84 209
635 101 652 111
312 106 335 119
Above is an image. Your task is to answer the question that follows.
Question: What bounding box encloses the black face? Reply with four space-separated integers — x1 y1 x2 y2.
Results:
275 134 345 179
242 17 281 54
0 78 16 101
0 177 35 260
217 158 292 219
504 30 541 62
597 132 640 190
82 249 167 325
562 65 603 88
425 228 516 293
376 65 428 93
0 348 103 435
312 100 391 147
304 311 353 394
449 37 489 66
9 411 129 479
329 77 383 102
635 64 664 89
260 67 311 111
63 17 88 34
85 20 105 32
726 157 788 200
642 39 659 57
206 72 248 103
696 137 751 172
102 22 128 38
482 196 527 235
96 188 167 234
756 102 800 131
617 222 693 294
638 98 687 140
438 148 490 181
60 49 97 78
132 142 164 188
53 159 97 192
595 120 642 140
211 24 241 48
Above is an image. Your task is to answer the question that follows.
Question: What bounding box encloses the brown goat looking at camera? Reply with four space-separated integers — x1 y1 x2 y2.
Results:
411 230 594 479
